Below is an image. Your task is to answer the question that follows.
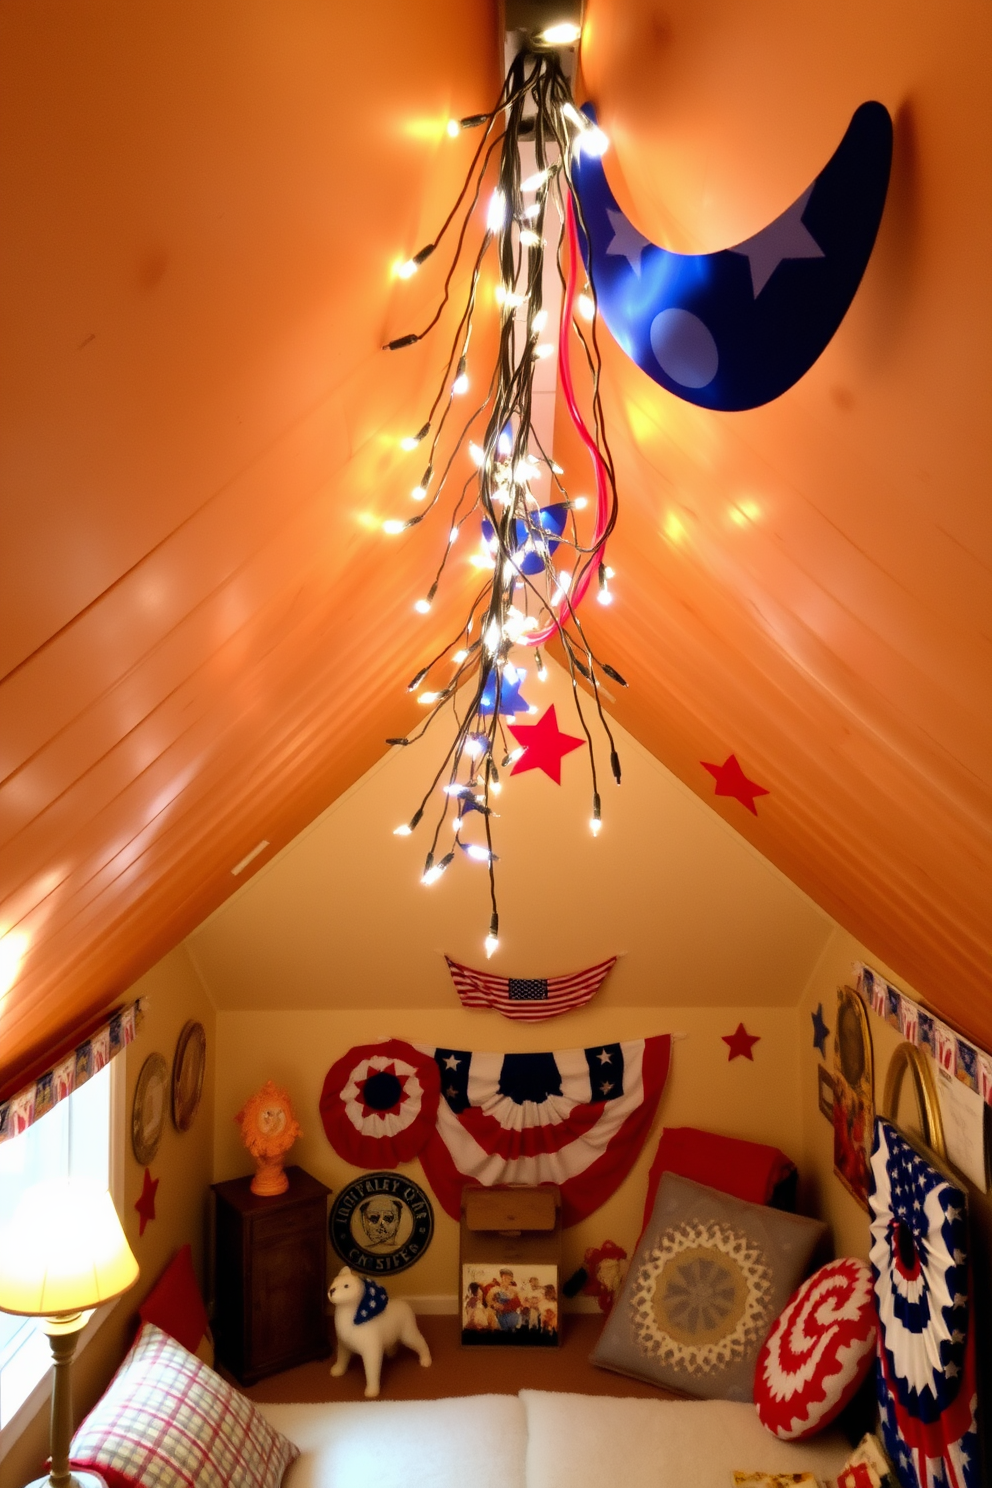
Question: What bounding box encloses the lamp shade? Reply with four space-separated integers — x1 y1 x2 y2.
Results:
0 1178 139 1317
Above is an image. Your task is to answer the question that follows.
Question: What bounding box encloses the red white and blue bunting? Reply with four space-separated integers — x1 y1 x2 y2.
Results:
869 1117 981 1488
416 1035 672 1227
856 965 992 1107
0 1001 142 1144
319 1039 441 1169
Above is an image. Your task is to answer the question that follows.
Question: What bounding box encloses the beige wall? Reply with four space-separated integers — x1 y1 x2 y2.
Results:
186 664 835 1013
197 663 830 1297
1 946 215 1488
213 1002 802 1298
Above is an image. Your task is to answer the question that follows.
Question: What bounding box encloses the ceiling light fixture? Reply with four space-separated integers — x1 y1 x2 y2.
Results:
382 32 627 957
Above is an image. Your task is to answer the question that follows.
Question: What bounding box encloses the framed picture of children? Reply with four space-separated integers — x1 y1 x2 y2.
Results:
461 1262 559 1347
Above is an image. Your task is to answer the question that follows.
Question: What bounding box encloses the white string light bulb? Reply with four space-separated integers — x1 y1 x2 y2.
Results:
383 519 406 535
542 22 581 44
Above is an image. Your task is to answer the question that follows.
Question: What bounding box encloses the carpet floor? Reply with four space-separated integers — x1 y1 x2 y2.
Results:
243 1313 683 1404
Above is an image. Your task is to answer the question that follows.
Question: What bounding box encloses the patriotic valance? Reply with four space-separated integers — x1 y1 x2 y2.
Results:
0 1000 142 1145
857 965 992 1106
869 1117 980 1488
445 954 616 1021
416 1034 672 1227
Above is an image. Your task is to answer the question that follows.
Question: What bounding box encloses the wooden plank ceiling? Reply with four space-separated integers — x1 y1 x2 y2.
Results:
1 0 989 1092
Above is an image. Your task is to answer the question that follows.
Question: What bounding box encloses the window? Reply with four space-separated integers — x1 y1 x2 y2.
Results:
0 1063 113 1430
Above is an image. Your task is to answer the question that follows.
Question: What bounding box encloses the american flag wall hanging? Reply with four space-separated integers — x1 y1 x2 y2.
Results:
444 954 617 1022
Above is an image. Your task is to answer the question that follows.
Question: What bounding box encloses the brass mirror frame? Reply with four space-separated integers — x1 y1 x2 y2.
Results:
881 1041 947 1162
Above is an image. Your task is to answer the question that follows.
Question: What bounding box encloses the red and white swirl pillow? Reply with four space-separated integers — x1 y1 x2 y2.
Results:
755 1257 876 1440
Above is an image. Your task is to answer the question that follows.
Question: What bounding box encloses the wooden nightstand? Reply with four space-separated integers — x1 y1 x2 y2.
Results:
212 1166 331 1384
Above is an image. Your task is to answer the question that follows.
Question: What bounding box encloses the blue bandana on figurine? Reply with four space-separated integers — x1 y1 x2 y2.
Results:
327 1266 432 1398
353 1279 388 1323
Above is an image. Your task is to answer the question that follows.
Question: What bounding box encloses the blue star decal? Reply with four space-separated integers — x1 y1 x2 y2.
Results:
811 1003 830 1058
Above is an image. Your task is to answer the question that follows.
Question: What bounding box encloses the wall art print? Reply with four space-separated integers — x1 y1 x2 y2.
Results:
833 985 874 1210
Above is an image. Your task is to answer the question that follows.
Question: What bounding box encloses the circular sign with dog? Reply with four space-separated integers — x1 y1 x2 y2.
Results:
329 1172 434 1274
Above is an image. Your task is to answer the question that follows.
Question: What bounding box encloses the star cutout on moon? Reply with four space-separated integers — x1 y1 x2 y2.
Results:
811 1003 830 1058
701 754 770 814
722 1023 761 1061
134 1166 159 1236
730 185 825 296
509 705 585 784
605 207 652 275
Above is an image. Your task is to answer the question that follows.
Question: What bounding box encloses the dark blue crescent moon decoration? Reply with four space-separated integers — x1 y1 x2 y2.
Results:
571 101 893 411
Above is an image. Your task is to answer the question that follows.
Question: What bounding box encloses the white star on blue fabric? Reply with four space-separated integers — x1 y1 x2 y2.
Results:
596 1049 613 1065
730 185 824 296
606 209 652 275
443 1054 461 1070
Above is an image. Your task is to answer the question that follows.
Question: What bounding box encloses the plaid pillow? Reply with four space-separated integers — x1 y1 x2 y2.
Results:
69 1323 299 1488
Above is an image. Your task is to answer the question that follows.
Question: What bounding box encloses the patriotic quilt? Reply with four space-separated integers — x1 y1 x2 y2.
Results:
445 955 616 1021
416 1035 671 1226
869 1118 981 1488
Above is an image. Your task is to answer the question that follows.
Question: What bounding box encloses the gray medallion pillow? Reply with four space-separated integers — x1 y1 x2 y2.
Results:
591 1173 827 1401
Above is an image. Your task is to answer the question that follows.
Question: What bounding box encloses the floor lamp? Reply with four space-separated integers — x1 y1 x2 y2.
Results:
0 1177 139 1488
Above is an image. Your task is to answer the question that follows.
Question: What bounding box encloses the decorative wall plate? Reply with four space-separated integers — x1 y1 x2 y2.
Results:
171 1020 206 1132
131 1052 168 1164
329 1172 434 1275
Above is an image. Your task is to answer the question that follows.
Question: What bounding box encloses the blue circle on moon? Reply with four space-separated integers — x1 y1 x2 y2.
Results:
649 308 719 388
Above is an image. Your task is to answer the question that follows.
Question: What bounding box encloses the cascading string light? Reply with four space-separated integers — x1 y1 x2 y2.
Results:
381 34 629 956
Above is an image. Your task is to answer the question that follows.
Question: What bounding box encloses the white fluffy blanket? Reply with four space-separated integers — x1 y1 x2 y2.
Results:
259 1392 852 1488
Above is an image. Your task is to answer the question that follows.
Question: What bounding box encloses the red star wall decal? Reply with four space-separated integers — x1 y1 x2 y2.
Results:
722 1023 761 1061
134 1166 159 1236
508 705 585 784
701 754 770 815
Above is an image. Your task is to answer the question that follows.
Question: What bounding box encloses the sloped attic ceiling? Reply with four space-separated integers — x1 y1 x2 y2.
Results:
1 0 989 1091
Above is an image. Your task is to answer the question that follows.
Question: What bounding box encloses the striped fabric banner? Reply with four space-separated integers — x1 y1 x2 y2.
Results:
445 955 616 1022
0 999 143 1144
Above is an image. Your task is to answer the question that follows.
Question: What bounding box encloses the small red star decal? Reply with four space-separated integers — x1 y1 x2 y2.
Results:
134 1167 159 1236
508 705 585 784
701 754 769 815
722 1023 761 1061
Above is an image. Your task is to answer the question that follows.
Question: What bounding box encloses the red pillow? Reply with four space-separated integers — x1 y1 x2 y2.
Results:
137 1244 208 1355
641 1126 795 1231
755 1257 877 1440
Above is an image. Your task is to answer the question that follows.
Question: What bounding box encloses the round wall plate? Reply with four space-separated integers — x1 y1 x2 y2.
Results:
131 1052 168 1164
329 1172 434 1275
171 1020 206 1132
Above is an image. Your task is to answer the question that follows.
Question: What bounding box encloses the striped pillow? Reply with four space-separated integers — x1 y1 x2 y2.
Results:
69 1322 298 1488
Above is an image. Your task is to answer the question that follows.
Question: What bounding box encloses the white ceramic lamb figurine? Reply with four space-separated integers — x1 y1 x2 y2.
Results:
328 1266 431 1398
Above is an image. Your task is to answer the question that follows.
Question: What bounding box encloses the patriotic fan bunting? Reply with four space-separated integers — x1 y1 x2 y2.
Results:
445 955 616 1022
319 1039 440 1169
869 1118 981 1488
416 1034 671 1226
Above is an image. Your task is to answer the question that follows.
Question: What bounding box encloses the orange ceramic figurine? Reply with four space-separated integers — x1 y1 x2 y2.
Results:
235 1080 302 1195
